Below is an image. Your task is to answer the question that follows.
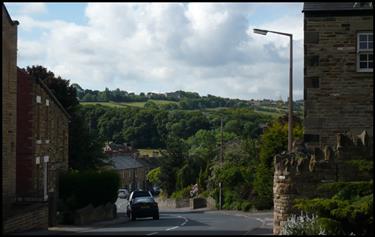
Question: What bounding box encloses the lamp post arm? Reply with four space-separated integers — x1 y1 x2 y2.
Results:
267 30 292 37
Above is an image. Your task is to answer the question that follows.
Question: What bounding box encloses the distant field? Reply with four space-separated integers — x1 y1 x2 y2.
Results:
138 149 164 157
80 101 301 119
81 99 178 108
80 101 130 108
254 110 281 118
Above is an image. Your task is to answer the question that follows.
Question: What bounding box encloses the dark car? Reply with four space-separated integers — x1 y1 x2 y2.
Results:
126 190 159 221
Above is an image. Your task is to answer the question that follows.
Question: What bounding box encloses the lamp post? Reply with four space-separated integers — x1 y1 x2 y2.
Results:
253 28 293 153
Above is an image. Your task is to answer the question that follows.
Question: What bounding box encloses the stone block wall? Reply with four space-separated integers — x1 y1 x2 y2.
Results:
2 5 18 218
190 197 207 209
304 12 373 149
3 203 48 234
73 203 117 225
273 130 372 235
156 198 190 208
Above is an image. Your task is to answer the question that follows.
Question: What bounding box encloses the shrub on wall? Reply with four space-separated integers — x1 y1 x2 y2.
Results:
170 185 192 200
294 194 373 235
59 170 120 211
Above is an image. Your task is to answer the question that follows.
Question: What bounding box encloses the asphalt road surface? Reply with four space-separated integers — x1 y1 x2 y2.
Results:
71 198 272 235
15 198 273 235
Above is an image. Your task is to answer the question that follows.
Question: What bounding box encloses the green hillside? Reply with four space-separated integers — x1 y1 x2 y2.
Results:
81 99 178 108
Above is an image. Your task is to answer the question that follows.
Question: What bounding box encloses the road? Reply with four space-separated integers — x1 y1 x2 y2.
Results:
15 198 273 235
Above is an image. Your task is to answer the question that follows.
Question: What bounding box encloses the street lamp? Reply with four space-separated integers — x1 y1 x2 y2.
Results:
253 28 293 153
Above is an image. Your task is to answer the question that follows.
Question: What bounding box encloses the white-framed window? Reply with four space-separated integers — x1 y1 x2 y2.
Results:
357 32 373 72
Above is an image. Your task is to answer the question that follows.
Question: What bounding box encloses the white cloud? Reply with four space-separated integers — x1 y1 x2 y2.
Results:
15 3 304 100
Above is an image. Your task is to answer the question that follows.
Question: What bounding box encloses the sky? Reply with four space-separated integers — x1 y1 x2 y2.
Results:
4 2 304 100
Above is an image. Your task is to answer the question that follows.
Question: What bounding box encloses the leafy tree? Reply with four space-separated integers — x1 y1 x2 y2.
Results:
69 106 108 170
26 65 79 113
253 113 303 209
146 167 161 186
159 136 188 196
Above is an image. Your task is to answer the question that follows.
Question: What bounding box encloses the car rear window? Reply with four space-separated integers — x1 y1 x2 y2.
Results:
132 191 151 198
133 197 154 203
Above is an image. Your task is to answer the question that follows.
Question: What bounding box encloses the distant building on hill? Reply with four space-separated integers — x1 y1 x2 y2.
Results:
103 142 137 156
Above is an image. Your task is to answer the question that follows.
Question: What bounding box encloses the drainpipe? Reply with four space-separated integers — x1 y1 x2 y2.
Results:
43 155 49 201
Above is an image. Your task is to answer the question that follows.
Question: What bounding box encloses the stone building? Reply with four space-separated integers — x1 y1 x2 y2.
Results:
2 4 70 234
273 2 373 234
303 2 373 148
2 1 19 224
108 155 148 191
16 68 70 204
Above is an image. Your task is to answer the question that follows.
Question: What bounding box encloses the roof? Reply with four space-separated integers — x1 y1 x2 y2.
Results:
303 2 373 12
2 4 19 26
136 157 160 169
109 155 144 170
17 68 71 120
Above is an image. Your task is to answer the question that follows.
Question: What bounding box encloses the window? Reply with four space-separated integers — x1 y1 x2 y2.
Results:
357 32 373 72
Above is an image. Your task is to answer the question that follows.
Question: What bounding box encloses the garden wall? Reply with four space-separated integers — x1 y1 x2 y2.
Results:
3 203 48 234
73 202 116 225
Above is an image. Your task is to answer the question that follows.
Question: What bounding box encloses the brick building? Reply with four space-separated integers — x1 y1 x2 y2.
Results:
303 2 373 148
2 4 70 234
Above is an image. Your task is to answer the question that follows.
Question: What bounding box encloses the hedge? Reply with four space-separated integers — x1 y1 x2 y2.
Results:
59 170 120 211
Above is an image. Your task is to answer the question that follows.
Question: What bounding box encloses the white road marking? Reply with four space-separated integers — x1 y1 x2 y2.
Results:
146 232 158 235
164 215 189 231
256 218 266 227
166 226 179 231
178 215 189 226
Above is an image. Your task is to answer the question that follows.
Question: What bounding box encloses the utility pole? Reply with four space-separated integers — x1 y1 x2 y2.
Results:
219 117 223 210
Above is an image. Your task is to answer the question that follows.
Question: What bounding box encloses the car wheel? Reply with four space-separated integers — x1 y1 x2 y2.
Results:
130 211 136 221
153 214 159 220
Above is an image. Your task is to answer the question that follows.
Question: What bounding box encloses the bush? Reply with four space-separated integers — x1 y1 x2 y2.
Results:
241 201 253 212
199 190 210 198
316 217 344 235
317 181 373 200
294 194 373 235
230 201 242 210
171 185 192 200
254 196 273 210
59 170 120 211
280 212 326 235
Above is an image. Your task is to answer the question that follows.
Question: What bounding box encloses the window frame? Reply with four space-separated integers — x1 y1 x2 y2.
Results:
357 32 373 72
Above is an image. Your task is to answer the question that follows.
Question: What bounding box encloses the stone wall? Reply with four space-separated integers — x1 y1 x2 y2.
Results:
157 198 190 208
190 197 207 209
304 11 373 149
2 4 18 219
3 203 48 234
273 130 372 235
73 203 116 225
